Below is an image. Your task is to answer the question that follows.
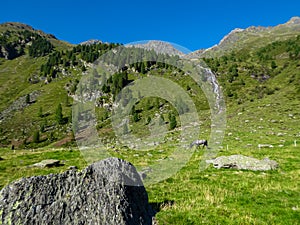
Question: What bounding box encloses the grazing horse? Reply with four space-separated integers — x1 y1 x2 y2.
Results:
190 139 208 149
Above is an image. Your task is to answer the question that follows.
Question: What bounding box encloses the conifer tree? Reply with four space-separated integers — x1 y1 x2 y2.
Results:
55 103 64 124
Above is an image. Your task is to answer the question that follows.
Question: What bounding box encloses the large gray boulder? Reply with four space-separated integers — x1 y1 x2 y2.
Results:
206 154 279 171
0 157 155 225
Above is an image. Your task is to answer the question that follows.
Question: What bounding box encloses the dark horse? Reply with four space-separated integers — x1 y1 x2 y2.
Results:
190 139 208 149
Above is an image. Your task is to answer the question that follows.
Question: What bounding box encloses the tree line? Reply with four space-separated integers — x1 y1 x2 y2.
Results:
0 30 53 59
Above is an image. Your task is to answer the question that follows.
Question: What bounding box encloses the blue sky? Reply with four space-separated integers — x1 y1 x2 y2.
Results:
1 0 299 51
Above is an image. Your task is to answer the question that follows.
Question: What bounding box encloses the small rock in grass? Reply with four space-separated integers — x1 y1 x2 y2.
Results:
258 144 274 148
31 159 62 168
206 154 278 171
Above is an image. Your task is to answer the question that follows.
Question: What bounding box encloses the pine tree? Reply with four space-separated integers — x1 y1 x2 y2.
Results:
141 63 146 74
33 130 40 143
40 123 45 133
55 103 64 124
271 61 277 69
146 116 151 125
133 112 140 122
25 94 30 104
169 112 177 130
38 107 43 118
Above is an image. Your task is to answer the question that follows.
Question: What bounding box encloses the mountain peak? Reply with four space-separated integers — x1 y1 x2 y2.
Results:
1 22 35 31
127 40 185 56
191 16 300 58
218 28 244 46
0 22 57 40
286 16 300 25
80 39 103 45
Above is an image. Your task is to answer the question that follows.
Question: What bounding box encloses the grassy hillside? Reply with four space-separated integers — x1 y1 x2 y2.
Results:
0 23 119 148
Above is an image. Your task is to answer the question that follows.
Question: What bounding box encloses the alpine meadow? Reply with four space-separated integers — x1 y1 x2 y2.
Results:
0 17 299 224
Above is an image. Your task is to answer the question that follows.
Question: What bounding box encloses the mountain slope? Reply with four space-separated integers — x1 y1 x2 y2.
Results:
189 16 300 58
0 18 299 151
0 22 72 50
0 19 300 225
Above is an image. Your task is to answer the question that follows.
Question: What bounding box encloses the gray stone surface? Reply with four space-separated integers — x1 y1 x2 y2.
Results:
0 157 155 225
0 91 40 122
31 159 61 168
206 154 279 171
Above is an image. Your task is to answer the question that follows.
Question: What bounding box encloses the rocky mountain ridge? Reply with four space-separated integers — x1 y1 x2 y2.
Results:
80 39 103 45
188 16 300 58
0 22 57 40
93 17 300 58
126 40 185 57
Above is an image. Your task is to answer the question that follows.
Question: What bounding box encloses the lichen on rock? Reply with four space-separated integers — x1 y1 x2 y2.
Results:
0 157 155 225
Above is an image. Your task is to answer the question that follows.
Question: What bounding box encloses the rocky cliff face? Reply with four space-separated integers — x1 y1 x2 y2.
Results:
0 157 155 225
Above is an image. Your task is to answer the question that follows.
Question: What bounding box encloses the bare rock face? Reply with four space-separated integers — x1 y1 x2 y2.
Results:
0 157 155 225
206 154 279 171
127 40 185 56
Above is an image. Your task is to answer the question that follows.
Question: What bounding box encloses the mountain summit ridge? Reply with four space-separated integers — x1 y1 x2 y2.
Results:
0 22 57 40
126 40 186 56
2 17 299 58
189 16 300 58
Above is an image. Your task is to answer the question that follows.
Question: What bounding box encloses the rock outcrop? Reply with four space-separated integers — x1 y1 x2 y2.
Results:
0 157 155 225
31 159 62 168
80 39 103 46
0 91 40 122
127 40 185 56
206 154 278 171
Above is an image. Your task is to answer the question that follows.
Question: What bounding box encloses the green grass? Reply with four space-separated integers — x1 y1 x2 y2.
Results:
147 144 299 224
0 92 299 224
143 93 300 224
0 147 87 190
0 139 298 224
0 55 46 111
0 83 299 223
0 22 300 224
